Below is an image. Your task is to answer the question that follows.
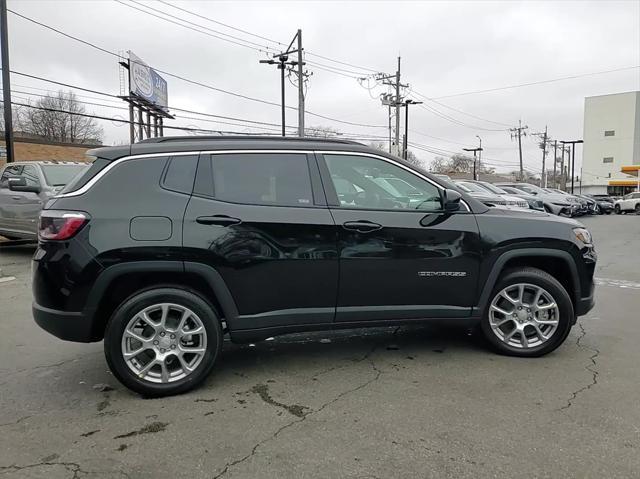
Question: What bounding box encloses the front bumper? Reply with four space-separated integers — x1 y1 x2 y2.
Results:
576 282 595 317
33 302 95 342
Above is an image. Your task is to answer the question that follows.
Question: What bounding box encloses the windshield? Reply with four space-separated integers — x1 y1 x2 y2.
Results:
515 184 545 195
456 181 488 193
477 182 507 195
41 164 88 186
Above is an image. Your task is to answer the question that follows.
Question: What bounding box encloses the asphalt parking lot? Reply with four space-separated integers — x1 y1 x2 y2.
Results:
1 214 639 478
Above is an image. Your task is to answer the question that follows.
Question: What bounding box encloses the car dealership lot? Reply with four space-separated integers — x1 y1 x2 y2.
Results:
1 214 639 479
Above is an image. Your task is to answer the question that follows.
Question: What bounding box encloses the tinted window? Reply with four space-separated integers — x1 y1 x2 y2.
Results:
162 155 198 194
21 165 40 187
324 154 442 211
210 153 314 207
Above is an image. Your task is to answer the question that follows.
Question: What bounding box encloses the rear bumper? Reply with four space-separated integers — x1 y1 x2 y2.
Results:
33 302 96 342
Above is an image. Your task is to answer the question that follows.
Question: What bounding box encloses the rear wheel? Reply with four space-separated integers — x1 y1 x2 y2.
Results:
615 204 622 214
480 268 574 357
635 204 640 215
104 288 222 397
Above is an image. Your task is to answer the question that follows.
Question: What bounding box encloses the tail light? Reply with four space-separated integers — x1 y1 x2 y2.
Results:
39 210 89 240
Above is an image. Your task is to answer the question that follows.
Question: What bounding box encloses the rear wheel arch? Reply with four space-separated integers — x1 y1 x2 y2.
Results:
86 261 238 340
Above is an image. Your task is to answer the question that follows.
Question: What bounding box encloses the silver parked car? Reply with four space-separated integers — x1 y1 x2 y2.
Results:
0 161 88 240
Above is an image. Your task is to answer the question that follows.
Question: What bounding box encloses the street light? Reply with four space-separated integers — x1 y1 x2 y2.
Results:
260 54 296 137
560 139 583 194
402 99 422 159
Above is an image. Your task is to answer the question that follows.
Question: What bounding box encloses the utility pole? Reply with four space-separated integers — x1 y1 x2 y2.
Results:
377 58 407 156
296 29 304 137
1 0 14 163
552 140 558 188
463 147 483 180
402 99 422 159
261 30 306 137
533 126 549 187
509 120 528 181
395 57 401 151
560 140 583 194
476 135 482 180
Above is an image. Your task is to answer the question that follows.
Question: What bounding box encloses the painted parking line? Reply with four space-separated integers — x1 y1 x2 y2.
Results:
0 276 17 284
595 277 640 290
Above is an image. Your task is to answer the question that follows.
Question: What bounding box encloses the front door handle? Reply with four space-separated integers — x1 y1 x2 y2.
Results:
11 196 22 200
196 215 242 226
342 220 383 233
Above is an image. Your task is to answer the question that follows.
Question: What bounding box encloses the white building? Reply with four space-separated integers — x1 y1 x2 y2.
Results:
581 91 640 195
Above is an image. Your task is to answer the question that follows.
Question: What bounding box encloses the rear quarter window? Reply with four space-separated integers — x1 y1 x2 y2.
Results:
161 155 198 194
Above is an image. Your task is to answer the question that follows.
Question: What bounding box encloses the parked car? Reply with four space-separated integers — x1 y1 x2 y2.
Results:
454 180 528 210
495 183 579 217
32 136 596 396
585 194 614 215
464 180 542 211
494 185 550 212
614 192 640 214
0 161 88 240
544 188 590 216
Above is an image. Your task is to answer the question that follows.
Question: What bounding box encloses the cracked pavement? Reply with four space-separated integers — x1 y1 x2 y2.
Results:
1 214 639 478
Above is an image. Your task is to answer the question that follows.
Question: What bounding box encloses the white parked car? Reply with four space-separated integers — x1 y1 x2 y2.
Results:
614 192 640 214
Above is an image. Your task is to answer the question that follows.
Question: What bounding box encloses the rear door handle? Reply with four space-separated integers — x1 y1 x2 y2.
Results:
11 196 22 200
342 220 383 233
196 215 242 226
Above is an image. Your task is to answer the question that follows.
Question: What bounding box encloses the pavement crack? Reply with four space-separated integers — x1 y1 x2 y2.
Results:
213 333 390 479
0 415 31 428
0 461 84 478
559 322 600 411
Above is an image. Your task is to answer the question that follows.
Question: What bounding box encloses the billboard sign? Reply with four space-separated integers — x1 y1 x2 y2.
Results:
129 51 168 111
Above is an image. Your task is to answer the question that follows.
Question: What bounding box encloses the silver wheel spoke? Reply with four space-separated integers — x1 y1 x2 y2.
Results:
490 305 512 317
500 292 518 305
121 303 208 384
489 283 559 349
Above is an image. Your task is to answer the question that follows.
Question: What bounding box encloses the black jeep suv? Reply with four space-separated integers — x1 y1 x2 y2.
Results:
32 137 596 396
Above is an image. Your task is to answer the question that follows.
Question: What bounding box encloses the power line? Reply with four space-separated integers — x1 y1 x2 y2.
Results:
8 10 386 129
410 89 513 128
414 102 507 132
155 0 383 74
114 0 274 54
433 65 640 99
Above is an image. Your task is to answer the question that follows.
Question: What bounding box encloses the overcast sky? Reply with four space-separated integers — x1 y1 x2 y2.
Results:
7 0 640 173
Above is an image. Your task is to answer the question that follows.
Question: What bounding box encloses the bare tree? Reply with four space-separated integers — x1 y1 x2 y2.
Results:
305 125 341 138
20 91 103 144
0 104 23 133
404 150 423 168
429 156 449 173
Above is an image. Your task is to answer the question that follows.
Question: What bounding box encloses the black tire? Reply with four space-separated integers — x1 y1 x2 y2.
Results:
614 204 621 214
480 267 574 357
605 210 612 215
635 204 640 215
104 287 222 397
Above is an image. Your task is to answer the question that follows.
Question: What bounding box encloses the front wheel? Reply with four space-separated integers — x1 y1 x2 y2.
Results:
480 268 574 357
615 204 622 214
104 288 222 397
635 204 640 215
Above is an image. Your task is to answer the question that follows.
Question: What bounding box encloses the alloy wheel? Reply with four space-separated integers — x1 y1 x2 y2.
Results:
488 283 560 349
121 303 207 383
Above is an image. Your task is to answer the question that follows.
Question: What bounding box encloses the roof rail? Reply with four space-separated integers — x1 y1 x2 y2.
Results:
136 135 364 146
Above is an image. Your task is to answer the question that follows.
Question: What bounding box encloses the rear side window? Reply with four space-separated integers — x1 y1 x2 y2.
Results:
161 155 198 194
196 153 314 207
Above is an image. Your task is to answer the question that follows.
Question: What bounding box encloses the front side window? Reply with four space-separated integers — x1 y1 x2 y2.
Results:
21 165 41 187
208 153 314 207
323 154 442 211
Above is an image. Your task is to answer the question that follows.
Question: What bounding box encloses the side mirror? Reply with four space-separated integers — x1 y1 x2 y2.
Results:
8 177 41 193
443 188 461 212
